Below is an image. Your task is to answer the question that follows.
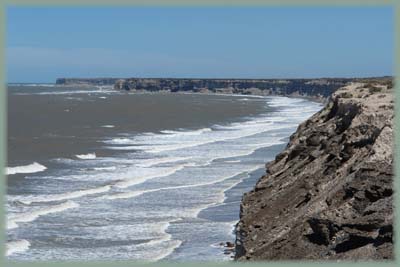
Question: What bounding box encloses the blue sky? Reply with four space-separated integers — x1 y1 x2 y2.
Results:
7 7 394 83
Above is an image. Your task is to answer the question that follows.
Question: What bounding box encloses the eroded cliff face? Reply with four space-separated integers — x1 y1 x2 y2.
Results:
235 82 394 260
113 78 350 98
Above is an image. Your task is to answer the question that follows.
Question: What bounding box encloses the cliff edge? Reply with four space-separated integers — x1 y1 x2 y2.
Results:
113 78 349 98
235 81 394 260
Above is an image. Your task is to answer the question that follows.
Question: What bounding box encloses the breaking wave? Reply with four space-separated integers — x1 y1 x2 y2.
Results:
6 162 47 175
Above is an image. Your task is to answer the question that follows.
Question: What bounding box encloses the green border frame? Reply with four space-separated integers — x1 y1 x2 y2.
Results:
0 0 398 266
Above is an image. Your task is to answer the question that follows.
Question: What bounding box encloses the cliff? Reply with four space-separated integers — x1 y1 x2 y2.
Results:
113 78 351 98
235 81 394 260
55 77 392 100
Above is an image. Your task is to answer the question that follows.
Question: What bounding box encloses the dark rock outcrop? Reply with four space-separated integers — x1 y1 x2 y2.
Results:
235 82 394 261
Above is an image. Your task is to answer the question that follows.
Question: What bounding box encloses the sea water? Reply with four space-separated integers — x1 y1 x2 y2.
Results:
6 84 322 261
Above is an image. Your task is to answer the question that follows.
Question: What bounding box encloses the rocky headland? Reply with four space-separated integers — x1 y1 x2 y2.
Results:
55 77 393 101
55 77 361 100
235 80 394 260
113 78 350 99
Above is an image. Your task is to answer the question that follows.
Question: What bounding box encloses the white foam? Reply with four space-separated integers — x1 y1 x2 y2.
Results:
76 153 96 160
114 163 194 189
191 169 261 218
106 141 207 152
132 219 183 262
106 128 278 153
101 125 115 128
221 174 251 202
200 139 286 166
17 185 111 205
137 156 191 167
6 239 31 256
152 240 183 262
7 200 79 230
104 128 212 145
106 165 261 200
105 190 147 200
104 119 295 154
29 158 191 184
160 128 212 136
70 219 182 261
105 138 133 145
92 166 117 171
6 162 47 175
267 96 304 107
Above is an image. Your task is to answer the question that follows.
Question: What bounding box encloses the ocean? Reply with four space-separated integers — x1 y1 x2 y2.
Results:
6 84 322 261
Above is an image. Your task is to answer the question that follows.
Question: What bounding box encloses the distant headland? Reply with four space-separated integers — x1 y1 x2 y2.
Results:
55 76 392 100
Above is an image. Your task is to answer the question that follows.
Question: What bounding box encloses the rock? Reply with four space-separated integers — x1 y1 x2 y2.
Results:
226 242 235 248
114 79 128 90
235 81 394 261
306 134 321 146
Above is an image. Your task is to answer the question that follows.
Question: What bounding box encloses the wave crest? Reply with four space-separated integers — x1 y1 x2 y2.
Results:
6 162 47 175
